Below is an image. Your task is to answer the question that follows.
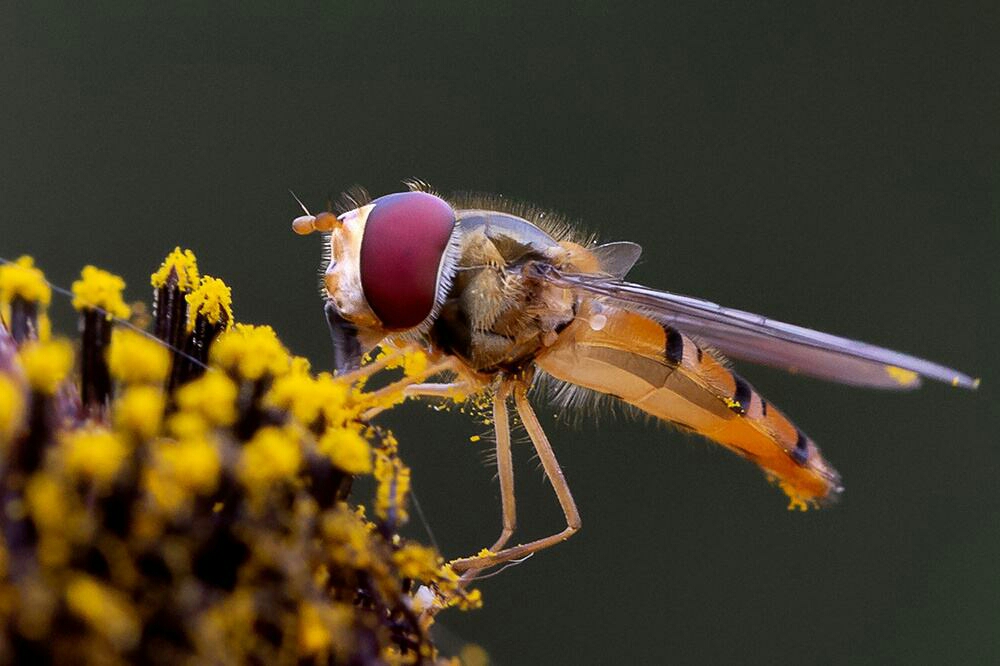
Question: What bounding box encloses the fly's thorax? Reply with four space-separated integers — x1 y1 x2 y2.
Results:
430 210 579 373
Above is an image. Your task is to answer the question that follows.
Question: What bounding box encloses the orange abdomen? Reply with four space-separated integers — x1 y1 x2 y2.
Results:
536 306 842 507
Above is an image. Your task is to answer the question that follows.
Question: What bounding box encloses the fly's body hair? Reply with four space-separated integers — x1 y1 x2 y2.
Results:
332 185 372 215
444 191 595 249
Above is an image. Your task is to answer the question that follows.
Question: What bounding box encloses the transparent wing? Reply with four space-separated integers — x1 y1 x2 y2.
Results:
531 264 979 390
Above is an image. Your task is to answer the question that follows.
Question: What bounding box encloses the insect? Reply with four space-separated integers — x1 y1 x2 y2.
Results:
291 181 979 576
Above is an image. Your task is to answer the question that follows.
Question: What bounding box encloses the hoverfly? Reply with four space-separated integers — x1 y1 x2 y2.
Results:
292 181 979 575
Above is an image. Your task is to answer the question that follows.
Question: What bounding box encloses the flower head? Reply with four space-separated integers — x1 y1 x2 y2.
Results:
150 247 200 291
210 323 290 381
71 265 131 320
107 329 171 385
0 250 479 664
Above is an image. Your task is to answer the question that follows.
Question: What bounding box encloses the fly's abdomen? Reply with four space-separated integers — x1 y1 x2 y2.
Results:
536 305 842 507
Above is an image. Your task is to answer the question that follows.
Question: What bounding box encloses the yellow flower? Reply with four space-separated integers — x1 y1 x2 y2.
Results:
210 323 290 380
107 329 171 385
18 339 74 395
392 543 440 581
318 426 372 474
145 436 221 514
266 372 322 424
70 265 131 319
321 505 375 569
174 370 238 426
239 426 301 492
143 468 186 515
266 371 353 426
113 385 165 439
374 451 410 524
185 275 233 331
157 436 221 493
150 247 200 291
65 575 141 651
0 374 25 444
24 473 69 533
0 255 51 311
166 411 209 438
298 604 332 655
62 428 130 490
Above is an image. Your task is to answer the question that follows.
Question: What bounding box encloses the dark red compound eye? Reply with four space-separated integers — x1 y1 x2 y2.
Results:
359 191 457 330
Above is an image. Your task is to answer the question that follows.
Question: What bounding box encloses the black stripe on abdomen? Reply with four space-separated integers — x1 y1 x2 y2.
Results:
663 325 684 365
791 430 810 465
730 375 752 415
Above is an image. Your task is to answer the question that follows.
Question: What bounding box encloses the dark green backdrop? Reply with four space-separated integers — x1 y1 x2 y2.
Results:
3 3 997 664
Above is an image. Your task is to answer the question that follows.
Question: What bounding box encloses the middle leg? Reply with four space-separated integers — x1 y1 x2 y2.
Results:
451 382 581 573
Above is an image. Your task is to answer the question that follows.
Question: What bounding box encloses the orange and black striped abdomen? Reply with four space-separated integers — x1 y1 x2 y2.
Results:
536 306 842 506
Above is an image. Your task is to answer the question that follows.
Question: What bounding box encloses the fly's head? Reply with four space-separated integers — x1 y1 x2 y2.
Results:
293 190 462 357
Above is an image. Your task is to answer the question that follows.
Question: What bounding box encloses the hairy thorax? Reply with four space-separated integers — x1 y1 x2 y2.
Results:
430 209 583 374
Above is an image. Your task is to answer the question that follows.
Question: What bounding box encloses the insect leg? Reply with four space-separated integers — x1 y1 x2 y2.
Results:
450 383 580 572
358 363 466 421
488 381 517 552
401 383 472 399
453 382 518 588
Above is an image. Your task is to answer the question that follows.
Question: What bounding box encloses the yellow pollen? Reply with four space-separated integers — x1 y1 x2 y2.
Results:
24 474 68 533
298 604 332 654
62 428 130 491
266 371 352 426
150 247 200 291
113 386 165 439
886 365 919 386
0 375 26 444
153 435 221 495
374 452 411 523
18 339 74 395
0 255 52 309
65 575 141 650
185 275 233 332
392 543 441 580
210 323 291 380
71 265 131 319
319 427 373 474
107 329 171 385
174 370 238 426
239 426 302 492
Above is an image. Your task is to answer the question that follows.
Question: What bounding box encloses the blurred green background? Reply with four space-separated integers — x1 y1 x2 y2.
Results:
2 2 997 663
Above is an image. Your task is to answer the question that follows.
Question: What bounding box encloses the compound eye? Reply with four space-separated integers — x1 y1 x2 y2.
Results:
359 191 457 330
